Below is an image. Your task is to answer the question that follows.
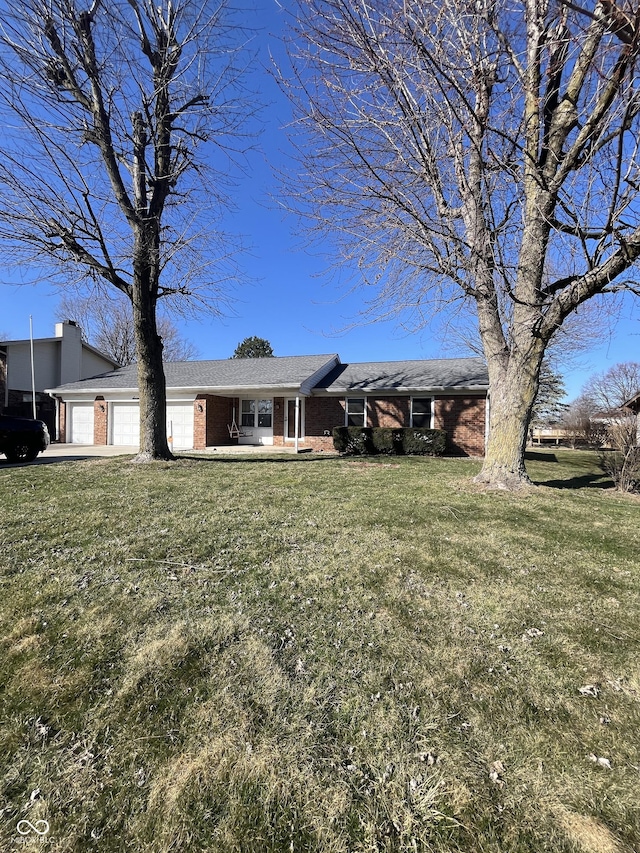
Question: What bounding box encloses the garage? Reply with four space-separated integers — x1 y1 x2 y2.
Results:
69 403 94 444
166 403 194 451
110 401 193 449
111 403 140 446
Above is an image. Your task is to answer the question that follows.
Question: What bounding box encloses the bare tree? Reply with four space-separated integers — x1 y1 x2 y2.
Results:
583 361 640 413
0 0 251 460
576 361 640 489
283 0 640 488
582 360 640 447
561 393 606 448
57 294 199 365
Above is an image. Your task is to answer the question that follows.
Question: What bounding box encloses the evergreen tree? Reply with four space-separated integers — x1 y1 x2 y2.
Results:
531 363 569 428
232 337 274 358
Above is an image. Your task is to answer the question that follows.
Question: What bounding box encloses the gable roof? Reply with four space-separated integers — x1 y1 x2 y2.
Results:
313 358 489 393
48 354 341 394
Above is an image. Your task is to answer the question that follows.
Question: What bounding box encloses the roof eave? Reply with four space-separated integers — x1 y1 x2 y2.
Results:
313 384 489 395
46 382 313 396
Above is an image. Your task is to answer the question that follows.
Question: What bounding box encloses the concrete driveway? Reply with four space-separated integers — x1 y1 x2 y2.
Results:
1 443 326 468
0 444 139 467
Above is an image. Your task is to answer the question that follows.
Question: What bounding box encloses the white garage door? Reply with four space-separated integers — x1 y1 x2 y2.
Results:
166 404 194 451
69 403 94 444
112 403 140 446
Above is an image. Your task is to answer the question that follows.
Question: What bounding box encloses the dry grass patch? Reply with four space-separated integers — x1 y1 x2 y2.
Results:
554 806 631 853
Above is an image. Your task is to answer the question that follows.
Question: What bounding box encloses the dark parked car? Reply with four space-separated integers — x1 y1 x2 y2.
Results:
0 414 50 462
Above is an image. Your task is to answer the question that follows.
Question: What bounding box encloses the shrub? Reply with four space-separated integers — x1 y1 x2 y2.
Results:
333 426 446 456
402 428 447 456
599 447 640 493
332 426 375 455
371 427 405 455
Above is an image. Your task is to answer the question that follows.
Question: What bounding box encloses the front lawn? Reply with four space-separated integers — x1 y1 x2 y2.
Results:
1 450 639 852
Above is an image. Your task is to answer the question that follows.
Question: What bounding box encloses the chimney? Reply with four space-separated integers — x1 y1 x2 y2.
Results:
56 320 83 384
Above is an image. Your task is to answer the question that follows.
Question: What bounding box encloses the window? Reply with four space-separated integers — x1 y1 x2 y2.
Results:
240 398 272 429
346 397 366 427
257 399 272 428
241 399 255 427
411 397 432 428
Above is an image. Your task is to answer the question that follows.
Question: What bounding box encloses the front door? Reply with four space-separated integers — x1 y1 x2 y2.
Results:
285 398 305 441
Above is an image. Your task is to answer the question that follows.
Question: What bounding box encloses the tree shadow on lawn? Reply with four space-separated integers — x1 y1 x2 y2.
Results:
534 472 613 489
179 453 339 465
525 451 613 490
183 451 616 488
0 454 99 468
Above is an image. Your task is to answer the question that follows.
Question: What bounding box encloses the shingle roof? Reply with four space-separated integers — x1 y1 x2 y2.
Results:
314 358 489 393
47 354 489 397
48 354 340 393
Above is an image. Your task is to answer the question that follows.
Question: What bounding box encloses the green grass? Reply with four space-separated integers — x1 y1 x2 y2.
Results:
1 449 639 852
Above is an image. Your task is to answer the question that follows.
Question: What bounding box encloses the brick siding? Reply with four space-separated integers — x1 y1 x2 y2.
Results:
301 396 344 451
302 394 486 455
58 401 66 442
94 397 107 444
193 395 236 449
367 396 410 427
272 397 285 446
434 395 486 456
84 390 486 455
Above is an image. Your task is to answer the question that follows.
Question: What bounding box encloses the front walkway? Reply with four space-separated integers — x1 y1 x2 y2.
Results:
35 443 332 462
191 444 310 456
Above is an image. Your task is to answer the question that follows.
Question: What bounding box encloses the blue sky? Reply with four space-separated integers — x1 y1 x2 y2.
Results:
0 0 638 400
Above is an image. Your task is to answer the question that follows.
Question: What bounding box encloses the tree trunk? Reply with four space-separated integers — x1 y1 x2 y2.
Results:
132 292 173 461
475 352 542 489
131 223 174 463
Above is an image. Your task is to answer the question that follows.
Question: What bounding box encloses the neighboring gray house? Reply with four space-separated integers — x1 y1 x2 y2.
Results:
1 321 120 438
46 354 490 455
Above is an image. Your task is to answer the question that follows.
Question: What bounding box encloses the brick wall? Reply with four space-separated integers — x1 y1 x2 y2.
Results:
434 395 486 456
94 397 107 444
186 391 486 455
272 397 285 446
59 401 66 442
193 395 236 449
367 396 410 427
301 394 486 456
302 396 344 451
267 396 344 451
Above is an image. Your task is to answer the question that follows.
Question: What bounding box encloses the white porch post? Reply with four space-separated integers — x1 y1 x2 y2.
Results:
295 396 300 453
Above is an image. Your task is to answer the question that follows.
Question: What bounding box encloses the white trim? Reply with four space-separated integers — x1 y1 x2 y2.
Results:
300 355 341 396
345 396 367 427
